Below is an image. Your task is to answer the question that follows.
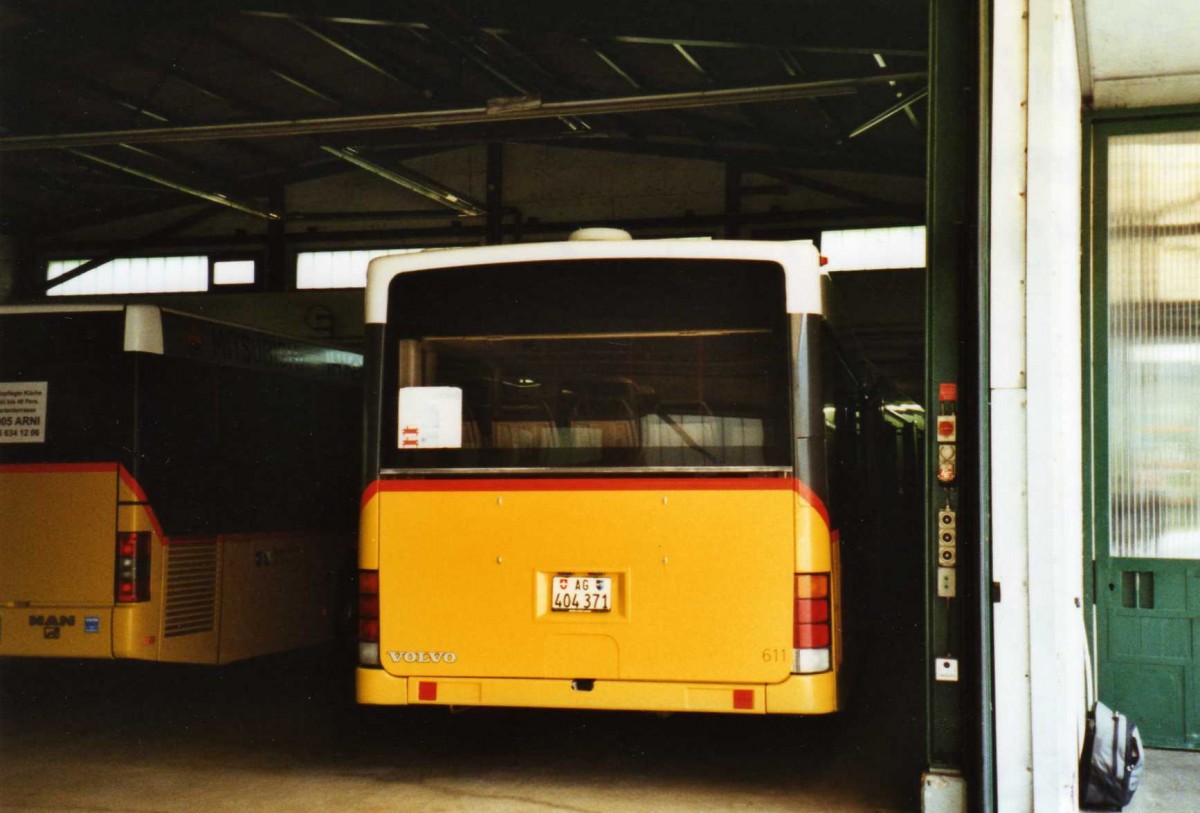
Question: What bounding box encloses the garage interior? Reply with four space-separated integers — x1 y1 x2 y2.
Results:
2 2 940 810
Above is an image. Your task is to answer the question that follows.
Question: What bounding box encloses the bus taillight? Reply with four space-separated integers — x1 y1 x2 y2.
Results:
358 569 381 667
793 573 831 674
114 532 151 603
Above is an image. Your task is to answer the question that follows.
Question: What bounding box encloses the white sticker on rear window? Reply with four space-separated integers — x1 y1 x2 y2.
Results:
398 387 462 449
0 381 48 444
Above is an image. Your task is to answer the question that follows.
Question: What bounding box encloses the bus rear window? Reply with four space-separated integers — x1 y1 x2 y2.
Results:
0 311 132 465
380 259 791 472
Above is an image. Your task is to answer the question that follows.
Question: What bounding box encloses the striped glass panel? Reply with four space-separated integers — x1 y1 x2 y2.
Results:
1107 130 1200 559
47 256 207 295
296 247 431 289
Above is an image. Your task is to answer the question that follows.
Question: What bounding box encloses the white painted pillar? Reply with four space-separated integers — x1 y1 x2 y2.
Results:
991 0 1087 810
990 0 1033 808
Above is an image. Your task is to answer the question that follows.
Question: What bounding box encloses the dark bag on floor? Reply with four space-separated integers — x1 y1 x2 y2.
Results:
1079 700 1145 810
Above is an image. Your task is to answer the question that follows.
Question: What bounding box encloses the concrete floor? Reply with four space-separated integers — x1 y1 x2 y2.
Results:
1126 748 1200 813
3 647 1194 811
0 644 924 813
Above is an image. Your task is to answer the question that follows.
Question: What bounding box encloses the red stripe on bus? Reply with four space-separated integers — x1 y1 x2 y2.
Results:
793 479 830 529
0 462 118 474
117 465 168 543
117 465 150 503
361 475 829 510
368 476 793 495
360 479 384 510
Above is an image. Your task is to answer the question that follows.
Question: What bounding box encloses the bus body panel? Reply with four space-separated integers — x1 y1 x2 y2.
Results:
376 481 796 686
0 467 125 659
1 305 362 665
0 467 117 608
112 599 168 661
356 668 837 715
0 605 115 659
215 533 339 664
0 467 121 659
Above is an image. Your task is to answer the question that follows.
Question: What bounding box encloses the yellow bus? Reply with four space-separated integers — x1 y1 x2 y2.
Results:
0 304 361 664
356 235 845 715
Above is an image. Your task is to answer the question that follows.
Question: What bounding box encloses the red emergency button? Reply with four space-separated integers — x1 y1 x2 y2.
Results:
937 416 957 442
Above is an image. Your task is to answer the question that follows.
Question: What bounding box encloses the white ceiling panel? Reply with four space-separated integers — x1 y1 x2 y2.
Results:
1082 0 1200 107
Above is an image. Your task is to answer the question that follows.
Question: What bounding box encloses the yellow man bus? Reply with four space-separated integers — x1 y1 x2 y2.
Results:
356 234 849 715
0 304 361 664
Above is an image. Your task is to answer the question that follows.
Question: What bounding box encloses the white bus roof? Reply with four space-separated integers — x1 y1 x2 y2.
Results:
365 238 823 324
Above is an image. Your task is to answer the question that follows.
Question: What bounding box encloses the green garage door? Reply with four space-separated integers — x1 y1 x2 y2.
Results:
1093 119 1200 750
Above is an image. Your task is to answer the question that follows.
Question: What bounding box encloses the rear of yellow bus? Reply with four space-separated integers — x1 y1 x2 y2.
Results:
0 307 163 660
357 245 840 715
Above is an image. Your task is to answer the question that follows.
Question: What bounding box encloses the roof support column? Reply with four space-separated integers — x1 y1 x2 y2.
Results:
724 163 743 239
486 143 504 245
265 187 289 291
923 0 986 808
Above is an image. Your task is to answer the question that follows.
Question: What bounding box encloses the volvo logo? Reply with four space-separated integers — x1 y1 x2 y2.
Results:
387 650 458 664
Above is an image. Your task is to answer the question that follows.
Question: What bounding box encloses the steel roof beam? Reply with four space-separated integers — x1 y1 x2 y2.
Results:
774 49 843 132
73 60 292 171
608 35 924 58
481 30 561 83
655 42 791 154
114 142 240 182
288 18 419 90
208 30 349 108
240 9 431 32
67 149 282 220
243 13 482 108
847 86 929 139
46 204 918 253
236 9 925 57
587 42 644 91
2 90 270 192
320 146 485 216
412 7 593 133
420 23 532 97
673 44 712 81
0 74 921 151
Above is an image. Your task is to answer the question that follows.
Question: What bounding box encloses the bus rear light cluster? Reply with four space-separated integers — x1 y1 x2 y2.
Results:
358 569 381 667
114 531 151 603
792 573 831 674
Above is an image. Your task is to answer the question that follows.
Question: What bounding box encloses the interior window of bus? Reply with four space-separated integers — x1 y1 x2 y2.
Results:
381 259 792 472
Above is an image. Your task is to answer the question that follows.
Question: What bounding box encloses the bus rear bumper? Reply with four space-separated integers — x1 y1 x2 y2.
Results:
356 668 837 715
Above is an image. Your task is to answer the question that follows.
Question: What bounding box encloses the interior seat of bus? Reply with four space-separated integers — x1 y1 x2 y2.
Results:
569 396 638 448
490 400 558 449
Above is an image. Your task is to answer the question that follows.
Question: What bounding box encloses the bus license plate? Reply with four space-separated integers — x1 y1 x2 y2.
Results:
551 575 612 613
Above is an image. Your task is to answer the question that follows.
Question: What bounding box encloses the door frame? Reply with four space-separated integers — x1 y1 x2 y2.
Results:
1083 105 1200 749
